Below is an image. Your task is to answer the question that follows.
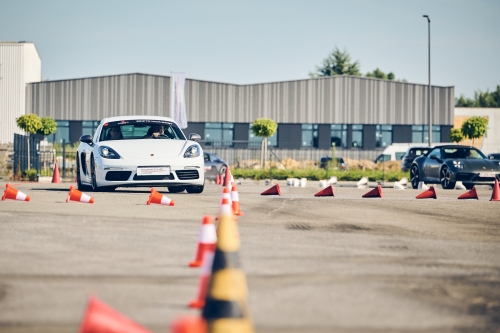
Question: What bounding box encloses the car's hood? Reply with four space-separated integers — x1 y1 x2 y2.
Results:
452 159 500 172
99 139 191 158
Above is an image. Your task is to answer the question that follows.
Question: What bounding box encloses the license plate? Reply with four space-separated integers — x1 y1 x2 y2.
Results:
479 172 495 178
137 166 170 176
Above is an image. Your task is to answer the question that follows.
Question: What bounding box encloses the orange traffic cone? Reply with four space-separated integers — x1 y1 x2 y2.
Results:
189 216 217 267
458 187 479 200
78 296 152 333
261 184 282 196
215 174 221 185
2 183 30 202
314 185 335 197
170 316 208 333
362 185 383 198
222 167 231 187
220 187 232 206
231 184 244 216
416 185 437 199
66 186 94 203
51 162 61 183
490 179 500 201
189 248 215 309
147 188 175 206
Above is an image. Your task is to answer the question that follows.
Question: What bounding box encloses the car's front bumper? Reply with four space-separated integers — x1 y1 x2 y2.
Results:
452 171 500 186
94 155 205 187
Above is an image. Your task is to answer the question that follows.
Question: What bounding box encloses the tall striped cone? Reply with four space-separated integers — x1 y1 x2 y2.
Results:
147 188 175 206
2 183 30 202
66 186 94 203
220 187 232 206
189 249 215 309
231 184 244 216
216 197 235 225
202 206 254 332
189 216 217 267
78 295 152 333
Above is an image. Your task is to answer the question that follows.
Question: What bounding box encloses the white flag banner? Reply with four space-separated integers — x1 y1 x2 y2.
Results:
170 72 188 129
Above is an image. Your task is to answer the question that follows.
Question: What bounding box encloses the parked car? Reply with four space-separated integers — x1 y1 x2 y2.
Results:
204 152 228 180
487 153 500 161
319 157 347 170
401 147 431 171
410 145 500 189
76 115 205 193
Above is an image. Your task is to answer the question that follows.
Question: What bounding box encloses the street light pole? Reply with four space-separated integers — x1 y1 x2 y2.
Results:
423 15 431 147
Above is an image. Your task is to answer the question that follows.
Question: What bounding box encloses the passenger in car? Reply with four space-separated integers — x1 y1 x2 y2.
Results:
106 126 123 140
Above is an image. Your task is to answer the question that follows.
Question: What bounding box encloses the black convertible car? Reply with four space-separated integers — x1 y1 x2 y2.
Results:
410 145 500 189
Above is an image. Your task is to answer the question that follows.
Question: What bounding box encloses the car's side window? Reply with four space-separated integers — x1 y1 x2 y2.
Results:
428 148 441 159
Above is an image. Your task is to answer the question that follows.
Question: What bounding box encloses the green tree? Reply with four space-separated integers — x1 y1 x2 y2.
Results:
461 116 488 148
366 68 388 80
449 128 464 144
310 47 361 77
16 114 43 170
455 95 475 107
38 117 58 136
251 118 277 169
455 85 500 107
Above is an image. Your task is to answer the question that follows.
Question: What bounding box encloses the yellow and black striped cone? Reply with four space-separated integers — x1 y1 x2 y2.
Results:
201 212 254 333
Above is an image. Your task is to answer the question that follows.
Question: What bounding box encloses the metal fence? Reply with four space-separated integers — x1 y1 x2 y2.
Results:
13 134 41 178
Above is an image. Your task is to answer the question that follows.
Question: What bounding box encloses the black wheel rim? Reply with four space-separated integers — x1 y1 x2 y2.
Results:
411 166 419 188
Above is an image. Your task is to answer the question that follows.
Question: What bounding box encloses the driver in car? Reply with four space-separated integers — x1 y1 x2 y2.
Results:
144 125 165 139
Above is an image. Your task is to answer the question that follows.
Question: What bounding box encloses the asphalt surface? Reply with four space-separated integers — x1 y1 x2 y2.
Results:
1 180 500 333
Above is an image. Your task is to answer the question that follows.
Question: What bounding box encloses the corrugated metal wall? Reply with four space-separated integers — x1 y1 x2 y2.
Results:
26 73 454 125
0 42 41 143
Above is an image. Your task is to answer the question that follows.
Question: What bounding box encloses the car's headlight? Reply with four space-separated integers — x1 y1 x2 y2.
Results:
99 146 121 159
453 160 464 169
184 145 200 158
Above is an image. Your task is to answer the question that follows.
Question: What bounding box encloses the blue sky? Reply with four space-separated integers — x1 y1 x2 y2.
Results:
1 0 499 97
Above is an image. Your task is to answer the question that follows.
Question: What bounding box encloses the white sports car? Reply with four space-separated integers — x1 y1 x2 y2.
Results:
76 116 205 193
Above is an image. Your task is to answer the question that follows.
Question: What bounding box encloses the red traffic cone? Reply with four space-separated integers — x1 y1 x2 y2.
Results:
189 249 215 309
189 216 217 267
458 187 479 200
51 162 61 183
222 166 231 187
2 183 30 201
231 184 244 216
314 185 335 197
147 188 175 206
215 174 221 185
362 185 383 198
78 296 152 333
170 316 208 333
416 185 437 199
66 186 94 203
491 179 500 201
261 184 282 196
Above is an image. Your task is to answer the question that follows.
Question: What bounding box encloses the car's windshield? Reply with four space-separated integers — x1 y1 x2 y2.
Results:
442 147 486 159
100 120 186 141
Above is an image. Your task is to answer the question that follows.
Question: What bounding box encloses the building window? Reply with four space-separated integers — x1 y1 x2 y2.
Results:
352 124 363 148
301 124 318 147
249 127 278 148
331 124 347 148
49 121 70 143
204 123 234 147
82 121 100 138
412 125 441 143
376 125 393 148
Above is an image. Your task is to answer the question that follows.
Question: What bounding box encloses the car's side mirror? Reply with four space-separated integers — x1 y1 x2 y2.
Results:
189 133 201 142
80 134 94 146
429 155 438 160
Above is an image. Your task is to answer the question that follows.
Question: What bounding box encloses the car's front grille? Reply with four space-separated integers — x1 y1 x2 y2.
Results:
105 171 132 181
176 170 199 180
133 174 175 181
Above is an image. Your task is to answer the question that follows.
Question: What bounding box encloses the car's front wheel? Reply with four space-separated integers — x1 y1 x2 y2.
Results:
90 157 99 192
186 183 204 194
410 165 420 189
440 166 456 189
